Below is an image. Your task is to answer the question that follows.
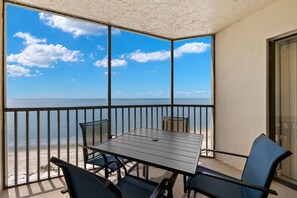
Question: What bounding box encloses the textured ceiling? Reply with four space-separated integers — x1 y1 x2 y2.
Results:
8 0 279 39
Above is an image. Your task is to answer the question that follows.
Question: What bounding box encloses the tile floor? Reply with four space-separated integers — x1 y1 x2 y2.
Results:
0 158 296 198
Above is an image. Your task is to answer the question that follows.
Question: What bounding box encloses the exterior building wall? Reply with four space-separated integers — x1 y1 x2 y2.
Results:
215 0 297 169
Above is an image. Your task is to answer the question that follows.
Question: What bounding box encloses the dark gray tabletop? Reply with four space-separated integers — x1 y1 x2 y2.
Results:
91 128 203 176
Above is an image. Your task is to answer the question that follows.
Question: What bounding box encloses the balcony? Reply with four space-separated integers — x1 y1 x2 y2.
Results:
1 0 297 197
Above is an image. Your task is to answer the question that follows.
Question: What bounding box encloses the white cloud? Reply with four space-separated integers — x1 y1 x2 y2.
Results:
7 65 35 77
97 45 105 51
7 32 83 68
104 71 120 75
89 53 95 59
39 13 107 38
135 90 165 97
124 42 210 63
14 32 46 45
94 56 127 67
126 49 170 62
111 29 121 35
175 42 210 57
175 89 209 97
7 43 82 68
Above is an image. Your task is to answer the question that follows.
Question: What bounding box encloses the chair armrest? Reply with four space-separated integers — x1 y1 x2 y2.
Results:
95 160 121 172
201 149 248 158
79 144 109 162
150 178 170 198
195 170 277 195
78 144 128 176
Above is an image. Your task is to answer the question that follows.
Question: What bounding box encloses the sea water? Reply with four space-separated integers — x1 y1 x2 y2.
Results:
6 98 212 151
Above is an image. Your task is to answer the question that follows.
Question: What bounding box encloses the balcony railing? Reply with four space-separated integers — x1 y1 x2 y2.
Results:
4 104 214 187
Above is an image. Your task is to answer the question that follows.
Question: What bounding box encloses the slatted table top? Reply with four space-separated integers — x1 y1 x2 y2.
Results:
91 128 203 176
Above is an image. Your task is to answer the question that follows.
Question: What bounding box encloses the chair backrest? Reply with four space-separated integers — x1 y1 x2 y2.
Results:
50 157 121 198
162 116 189 132
80 119 109 162
241 134 292 198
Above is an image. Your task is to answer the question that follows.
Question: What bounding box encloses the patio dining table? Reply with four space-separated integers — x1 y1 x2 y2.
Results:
90 128 203 177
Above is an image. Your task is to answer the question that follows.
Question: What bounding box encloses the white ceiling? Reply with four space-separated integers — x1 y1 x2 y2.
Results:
9 0 279 39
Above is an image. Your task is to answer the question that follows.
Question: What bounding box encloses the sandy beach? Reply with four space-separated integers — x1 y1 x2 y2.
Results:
7 145 85 186
6 130 212 186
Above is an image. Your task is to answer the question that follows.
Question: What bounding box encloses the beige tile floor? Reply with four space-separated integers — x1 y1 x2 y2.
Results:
1 158 296 198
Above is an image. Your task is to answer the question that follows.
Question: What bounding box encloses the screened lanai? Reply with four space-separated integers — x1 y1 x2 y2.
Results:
1 0 297 197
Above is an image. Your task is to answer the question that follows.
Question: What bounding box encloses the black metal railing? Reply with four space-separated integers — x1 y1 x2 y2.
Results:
4 104 214 187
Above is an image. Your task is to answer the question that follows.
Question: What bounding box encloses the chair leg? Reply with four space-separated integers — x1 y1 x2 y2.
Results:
145 165 149 179
136 164 139 177
183 175 187 193
142 164 146 177
187 190 191 198
142 164 149 179
104 167 109 178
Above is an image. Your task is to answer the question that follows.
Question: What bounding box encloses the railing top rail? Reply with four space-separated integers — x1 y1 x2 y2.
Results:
4 104 214 112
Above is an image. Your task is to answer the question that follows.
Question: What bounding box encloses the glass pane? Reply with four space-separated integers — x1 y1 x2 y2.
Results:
174 36 213 105
111 28 170 105
275 37 297 183
6 5 107 108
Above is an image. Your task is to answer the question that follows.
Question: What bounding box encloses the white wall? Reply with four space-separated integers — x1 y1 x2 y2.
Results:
215 0 297 169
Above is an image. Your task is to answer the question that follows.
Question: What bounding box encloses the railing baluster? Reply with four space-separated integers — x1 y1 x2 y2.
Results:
37 111 40 180
134 107 136 130
206 107 209 156
57 110 60 175
161 107 164 128
151 107 153 128
122 108 124 134
128 107 130 132
156 107 159 129
188 107 190 132
14 111 18 185
115 108 118 136
47 110 50 179
140 107 143 128
200 107 202 134
146 107 148 128
177 107 179 131
75 109 78 166
26 111 29 183
67 110 69 162
83 109 86 169
194 107 196 134
92 108 95 144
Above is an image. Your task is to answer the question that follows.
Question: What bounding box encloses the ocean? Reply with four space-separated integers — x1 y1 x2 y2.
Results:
6 98 213 150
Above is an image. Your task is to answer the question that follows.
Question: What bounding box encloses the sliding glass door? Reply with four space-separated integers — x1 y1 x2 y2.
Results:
272 35 297 184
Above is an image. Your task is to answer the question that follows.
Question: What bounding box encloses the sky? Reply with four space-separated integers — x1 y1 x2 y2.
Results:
6 5 212 100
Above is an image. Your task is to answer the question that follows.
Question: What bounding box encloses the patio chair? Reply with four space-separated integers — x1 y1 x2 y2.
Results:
162 116 189 132
50 156 169 198
144 117 189 178
163 116 189 192
80 119 138 178
143 116 189 189
184 133 292 198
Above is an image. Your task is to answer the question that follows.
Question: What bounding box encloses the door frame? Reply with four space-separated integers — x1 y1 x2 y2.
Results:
268 31 297 189
268 31 297 140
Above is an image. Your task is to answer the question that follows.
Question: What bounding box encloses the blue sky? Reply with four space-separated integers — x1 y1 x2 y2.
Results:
6 5 212 100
